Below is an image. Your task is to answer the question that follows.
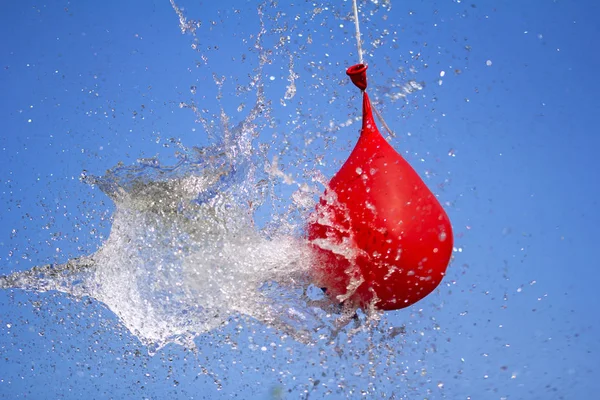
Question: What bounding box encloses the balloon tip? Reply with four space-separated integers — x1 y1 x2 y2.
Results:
346 64 368 91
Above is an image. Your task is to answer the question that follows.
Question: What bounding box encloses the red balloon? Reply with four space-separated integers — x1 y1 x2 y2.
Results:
307 64 453 311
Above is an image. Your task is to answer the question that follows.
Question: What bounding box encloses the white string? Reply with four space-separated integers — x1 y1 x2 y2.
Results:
352 0 363 64
351 0 396 137
372 102 395 138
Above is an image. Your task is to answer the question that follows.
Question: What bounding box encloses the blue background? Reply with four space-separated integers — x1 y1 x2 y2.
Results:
1 0 599 398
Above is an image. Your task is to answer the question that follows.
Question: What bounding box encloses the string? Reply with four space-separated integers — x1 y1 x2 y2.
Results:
351 0 396 138
352 0 363 64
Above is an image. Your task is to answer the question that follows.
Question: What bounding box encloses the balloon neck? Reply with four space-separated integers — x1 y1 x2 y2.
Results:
361 92 376 135
346 63 376 136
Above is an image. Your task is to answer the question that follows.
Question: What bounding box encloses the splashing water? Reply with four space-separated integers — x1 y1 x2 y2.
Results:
0 133 338 352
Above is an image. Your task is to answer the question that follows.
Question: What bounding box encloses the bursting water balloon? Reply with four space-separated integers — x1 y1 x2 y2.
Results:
1 1 452 356
308 64 453 311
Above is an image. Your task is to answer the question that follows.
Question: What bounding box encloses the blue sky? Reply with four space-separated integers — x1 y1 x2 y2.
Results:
1 0 599 398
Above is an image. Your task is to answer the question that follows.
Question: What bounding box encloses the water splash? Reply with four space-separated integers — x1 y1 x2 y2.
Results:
0 15 341 347
0 142 340 351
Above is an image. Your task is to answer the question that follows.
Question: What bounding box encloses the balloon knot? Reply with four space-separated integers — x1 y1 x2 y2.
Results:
346 64 368 91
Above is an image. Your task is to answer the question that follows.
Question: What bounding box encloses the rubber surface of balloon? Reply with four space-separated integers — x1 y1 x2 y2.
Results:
308 64 453 311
